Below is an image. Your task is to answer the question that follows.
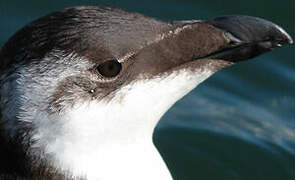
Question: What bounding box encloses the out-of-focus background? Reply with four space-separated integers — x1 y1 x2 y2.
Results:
1 0 295 179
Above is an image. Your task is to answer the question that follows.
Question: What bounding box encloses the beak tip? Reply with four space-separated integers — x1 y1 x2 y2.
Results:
287 35 293 45
274 23 293 46
202 15 293 62
206 15 293 52
207 15 293 46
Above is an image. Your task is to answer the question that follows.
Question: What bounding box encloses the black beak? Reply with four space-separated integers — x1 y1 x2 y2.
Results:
203 16 293 62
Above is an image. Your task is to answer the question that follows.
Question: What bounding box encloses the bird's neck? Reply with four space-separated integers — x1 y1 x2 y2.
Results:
33 72 209 180
33 99 173 180
51 138 172 180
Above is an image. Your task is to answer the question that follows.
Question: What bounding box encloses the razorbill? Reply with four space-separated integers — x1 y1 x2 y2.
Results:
0 6 292 180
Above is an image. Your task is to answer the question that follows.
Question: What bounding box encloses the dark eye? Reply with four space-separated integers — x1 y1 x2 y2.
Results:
97 60 122 78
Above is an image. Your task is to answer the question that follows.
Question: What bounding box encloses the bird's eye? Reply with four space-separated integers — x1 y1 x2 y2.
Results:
96 60 122 78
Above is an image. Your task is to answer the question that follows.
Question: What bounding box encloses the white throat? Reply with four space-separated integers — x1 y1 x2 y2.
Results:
30 67 214 180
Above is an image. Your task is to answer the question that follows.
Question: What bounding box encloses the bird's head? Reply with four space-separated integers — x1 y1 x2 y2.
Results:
0 6 292 178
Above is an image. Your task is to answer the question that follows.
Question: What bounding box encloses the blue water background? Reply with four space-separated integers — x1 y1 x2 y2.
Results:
1 0 295 179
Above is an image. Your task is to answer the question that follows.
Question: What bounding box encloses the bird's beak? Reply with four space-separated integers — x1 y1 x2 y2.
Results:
199 15 293 62
122 15 293 78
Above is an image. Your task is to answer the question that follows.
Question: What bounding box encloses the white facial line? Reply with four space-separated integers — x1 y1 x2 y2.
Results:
178 20 202 24
118 24 193 63
148 25 193 45
118 52 136 63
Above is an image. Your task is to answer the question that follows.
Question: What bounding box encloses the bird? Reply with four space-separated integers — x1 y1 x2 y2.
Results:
0 6 292 180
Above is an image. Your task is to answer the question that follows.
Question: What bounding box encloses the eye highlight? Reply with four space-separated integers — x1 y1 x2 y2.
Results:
96 60 122 78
